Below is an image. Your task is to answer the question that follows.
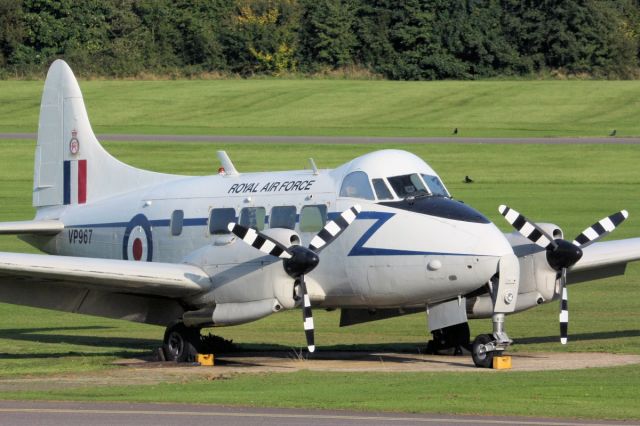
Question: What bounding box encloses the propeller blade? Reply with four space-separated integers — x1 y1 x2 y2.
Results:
559 269 568 345
498 205 558 250
309 205 361 253
299 277 315 353
227 223 292 259
572 210 629 248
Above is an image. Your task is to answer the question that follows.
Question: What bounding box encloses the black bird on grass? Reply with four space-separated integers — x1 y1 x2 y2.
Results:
610 129 617 136
464 175 474 183
453 127 458 135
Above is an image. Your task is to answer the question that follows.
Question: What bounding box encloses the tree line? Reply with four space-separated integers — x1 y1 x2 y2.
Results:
1 0 639 79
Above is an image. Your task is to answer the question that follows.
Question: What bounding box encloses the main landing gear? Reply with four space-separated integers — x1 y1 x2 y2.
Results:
162 321 201 362
426 322 471 355
471 313 512 368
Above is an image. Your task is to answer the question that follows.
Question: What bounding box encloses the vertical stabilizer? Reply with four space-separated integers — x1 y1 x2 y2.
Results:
33 60 177 208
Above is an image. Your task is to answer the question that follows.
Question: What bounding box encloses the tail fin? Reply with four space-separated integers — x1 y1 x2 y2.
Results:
33 60 175 208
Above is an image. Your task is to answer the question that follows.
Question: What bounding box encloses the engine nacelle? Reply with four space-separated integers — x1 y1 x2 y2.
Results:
181 229 301 312
183 298 282 327
260 228 301 247
467 226 561 318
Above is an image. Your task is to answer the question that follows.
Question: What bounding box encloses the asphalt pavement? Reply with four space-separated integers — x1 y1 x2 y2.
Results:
1 133 640 144
0 401 635 426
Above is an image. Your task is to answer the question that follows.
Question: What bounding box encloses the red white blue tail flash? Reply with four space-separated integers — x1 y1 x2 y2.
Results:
63 160 87 205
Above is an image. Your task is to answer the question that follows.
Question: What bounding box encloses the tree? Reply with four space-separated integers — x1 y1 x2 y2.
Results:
299 0 357 70
0 0 24 70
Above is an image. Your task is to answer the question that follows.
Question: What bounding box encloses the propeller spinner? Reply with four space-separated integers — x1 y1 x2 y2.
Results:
499 205 628 345
228 205 362 353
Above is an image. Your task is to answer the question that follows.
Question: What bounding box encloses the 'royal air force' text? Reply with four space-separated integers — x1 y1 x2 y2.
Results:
228 180 315 194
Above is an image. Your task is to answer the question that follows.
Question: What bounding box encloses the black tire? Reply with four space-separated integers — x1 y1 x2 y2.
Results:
471 334 495 368
162 322 200 362
427 322 471 355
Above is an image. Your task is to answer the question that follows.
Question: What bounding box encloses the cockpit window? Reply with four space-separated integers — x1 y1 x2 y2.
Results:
372 178 394 200
421 174 450 197
340 171 375 200
387 174 429 198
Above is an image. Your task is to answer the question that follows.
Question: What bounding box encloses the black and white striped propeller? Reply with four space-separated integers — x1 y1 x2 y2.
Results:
498 205 628 345
228 205 362 353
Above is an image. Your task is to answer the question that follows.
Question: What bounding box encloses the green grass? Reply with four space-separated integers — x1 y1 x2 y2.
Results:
0 138 639 419
4 367 640 420
1 80 640 137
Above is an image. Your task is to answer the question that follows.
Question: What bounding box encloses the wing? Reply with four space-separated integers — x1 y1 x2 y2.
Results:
0 251 212 298
568 238 640 284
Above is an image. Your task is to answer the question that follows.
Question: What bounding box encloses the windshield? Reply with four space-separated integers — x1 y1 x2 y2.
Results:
340 171 375 200
387 174 429 198
421 174 450 197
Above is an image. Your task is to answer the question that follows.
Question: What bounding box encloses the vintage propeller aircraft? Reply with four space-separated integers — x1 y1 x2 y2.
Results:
1 60 639 368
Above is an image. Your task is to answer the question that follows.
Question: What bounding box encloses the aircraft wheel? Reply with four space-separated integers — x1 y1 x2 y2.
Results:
427 322 471 355
162 322 199 362
471 334 495 368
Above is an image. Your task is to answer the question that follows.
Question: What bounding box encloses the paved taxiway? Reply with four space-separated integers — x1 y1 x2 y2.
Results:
1 133 640 144
0 401 635 426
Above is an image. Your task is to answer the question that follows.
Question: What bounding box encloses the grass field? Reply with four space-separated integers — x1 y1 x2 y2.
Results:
0 136 639 419
1 79 640 137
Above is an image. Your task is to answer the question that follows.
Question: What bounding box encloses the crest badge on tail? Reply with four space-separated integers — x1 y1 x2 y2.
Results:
69 129 80 155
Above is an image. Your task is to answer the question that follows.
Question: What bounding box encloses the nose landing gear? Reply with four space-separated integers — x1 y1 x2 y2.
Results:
471 313 513 368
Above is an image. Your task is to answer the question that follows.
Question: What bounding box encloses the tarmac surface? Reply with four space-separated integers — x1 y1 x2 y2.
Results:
2 132 640 144
0 401 636 426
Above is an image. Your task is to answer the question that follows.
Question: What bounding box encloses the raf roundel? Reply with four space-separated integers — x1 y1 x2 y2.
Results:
122 214 153 262
126 225 149 261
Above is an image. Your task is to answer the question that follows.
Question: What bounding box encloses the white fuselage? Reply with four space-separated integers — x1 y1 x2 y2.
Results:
29 154 514 312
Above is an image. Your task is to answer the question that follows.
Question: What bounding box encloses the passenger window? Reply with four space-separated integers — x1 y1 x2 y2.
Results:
209 208 236 234
270 206 297 230
240 207 266 231
170 210 184 236
372 178 394 200
340 171 375 200
300 205 327 232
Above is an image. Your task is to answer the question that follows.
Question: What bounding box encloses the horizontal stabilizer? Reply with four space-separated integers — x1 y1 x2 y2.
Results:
0 252 212 298
0 220 64 235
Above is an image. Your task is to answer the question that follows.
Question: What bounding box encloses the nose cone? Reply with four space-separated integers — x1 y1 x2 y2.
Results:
468 221 515 258
461 221 515 290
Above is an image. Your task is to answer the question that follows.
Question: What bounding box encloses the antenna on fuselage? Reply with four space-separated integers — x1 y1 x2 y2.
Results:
217 151 239 176
308 158 319 175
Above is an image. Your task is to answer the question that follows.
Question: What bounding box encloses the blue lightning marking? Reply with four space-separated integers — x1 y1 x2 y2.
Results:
348 211 480 257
